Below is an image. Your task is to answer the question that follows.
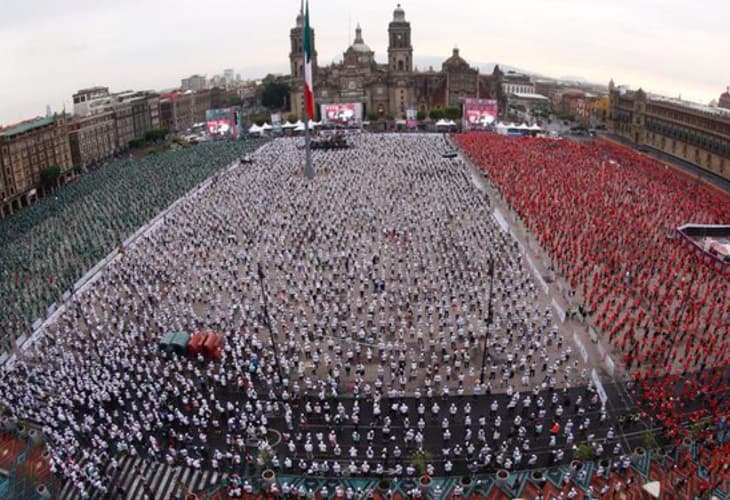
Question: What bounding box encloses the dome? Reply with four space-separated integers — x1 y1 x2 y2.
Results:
393 3 406 22
349 24 372 53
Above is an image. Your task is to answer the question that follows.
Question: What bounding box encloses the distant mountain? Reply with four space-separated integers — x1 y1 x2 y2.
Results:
558 75 589 83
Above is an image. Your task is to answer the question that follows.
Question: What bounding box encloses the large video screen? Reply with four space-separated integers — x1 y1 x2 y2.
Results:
206 108 238 140
463 98 498 130
320 103 363 126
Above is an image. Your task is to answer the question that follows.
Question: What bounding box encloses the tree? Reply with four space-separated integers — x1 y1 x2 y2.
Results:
144 127 168 143
260 80 291 110
286 114 299 124
366 111 381 122
253 113 268 127
429 108 444 120
416 110 426 121
39 165 61 190
228 95 244 107
443 106 461 120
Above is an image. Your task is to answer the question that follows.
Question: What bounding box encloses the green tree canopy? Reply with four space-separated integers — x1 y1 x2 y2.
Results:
39 165 61 188
144 127 168 142
260 78 291 110
366 111 381 122
416 110 426 121
443 106 461 120
429 108 444 120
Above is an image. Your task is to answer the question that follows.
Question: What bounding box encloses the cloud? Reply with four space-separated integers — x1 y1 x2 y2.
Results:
0 0 727 123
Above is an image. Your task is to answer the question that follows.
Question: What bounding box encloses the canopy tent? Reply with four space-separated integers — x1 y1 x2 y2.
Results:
642 481 660 498
435 119 454 128
261 123 273 131
281 122 297 129
293 121 306 132
248 123 263 135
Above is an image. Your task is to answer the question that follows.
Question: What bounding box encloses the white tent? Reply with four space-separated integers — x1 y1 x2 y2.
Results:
446 119 457 127
248 123 263 134
642 481 660 498
311 120 323 127
528 123 542 131
281 122 297 129
518 123 530 130
293 121 306 132
435 119 452 128
261 122 273 131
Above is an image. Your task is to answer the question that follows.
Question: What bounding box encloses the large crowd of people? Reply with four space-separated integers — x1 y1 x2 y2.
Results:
0 140 266 352
0 135 623 498
456 133 730 460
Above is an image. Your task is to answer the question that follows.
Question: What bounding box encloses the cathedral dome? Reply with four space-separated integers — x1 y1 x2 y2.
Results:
349 24 372 53
393 4 406 22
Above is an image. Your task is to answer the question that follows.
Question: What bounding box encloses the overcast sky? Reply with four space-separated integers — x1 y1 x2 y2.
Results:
1 0 728 124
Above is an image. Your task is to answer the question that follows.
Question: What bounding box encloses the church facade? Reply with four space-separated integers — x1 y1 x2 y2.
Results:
289 4 504 120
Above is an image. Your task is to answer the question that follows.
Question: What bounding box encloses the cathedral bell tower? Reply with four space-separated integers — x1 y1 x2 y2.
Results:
388 4 412 73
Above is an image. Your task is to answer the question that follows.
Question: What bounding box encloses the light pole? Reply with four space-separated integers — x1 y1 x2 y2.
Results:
257 263 284 386
479 259 495 386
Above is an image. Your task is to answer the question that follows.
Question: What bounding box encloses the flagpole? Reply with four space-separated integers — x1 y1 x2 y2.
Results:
303 0 315 179
304 115 314 179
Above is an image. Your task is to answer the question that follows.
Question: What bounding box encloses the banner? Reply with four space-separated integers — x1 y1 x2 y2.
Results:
406 109 418 129
463 98 498 130
320 103 363 126
271 112 282 134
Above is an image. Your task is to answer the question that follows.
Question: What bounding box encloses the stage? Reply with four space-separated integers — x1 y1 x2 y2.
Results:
677 224 730 275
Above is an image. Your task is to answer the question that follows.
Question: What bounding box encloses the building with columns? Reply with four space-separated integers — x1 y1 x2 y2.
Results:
289 4 503 120
608 80 730 181
0 114 73 218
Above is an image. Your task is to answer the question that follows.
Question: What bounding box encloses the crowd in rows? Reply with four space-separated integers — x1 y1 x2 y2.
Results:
456 133 730 472
0 139 267 352
0 135 599 497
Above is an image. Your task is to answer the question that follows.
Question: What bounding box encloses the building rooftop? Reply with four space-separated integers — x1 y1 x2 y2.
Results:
0 116 55 137
511 92 549 100
648 93 730 119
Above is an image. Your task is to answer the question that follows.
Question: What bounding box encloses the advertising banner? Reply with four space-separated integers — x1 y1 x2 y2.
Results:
206 108 238 140
271 112 282 134
320 103 363 126
463 98 498 130
406 108 418 129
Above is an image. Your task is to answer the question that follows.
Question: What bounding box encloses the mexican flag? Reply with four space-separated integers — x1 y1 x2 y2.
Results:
303 0 315 121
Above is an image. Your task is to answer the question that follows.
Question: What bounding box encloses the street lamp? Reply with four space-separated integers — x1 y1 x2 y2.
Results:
257 262 284 386
479 259 495 386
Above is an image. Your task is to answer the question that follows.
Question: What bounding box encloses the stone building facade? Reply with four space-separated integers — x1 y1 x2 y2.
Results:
0 115 73 218
289 4 503 120
68 111 117 169
608 80 730 181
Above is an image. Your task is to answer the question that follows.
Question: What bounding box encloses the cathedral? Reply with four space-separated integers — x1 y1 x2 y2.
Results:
288 4 504 120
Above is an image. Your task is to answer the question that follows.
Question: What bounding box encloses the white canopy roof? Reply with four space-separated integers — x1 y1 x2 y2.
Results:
248 123 262 133
435 119 455 127
281 122 297 129
261 122 273 130
642 481 661 498
293 121 306 132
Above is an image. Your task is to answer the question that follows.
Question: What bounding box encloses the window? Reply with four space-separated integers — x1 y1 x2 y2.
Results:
398 60 404 71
